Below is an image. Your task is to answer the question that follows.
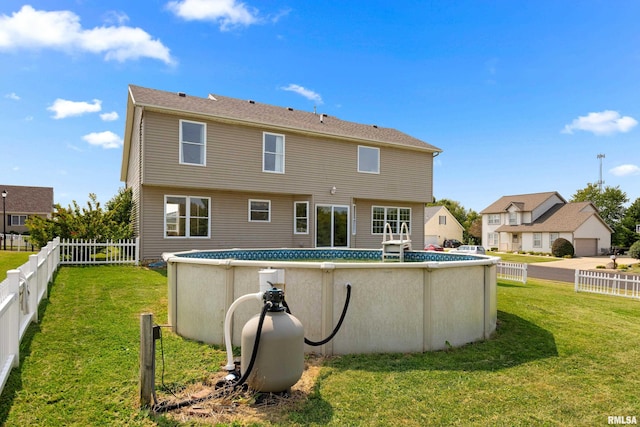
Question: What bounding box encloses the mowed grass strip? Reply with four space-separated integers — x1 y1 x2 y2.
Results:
1 265 640 426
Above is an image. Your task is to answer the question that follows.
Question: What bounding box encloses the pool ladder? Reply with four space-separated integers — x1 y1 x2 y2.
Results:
381 222 412 262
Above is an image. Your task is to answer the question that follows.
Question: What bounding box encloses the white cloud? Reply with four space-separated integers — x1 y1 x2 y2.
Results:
167 0 259 30
5 92 20 100
281 84 323 104
610 164 640 177
562 110 638 135
82 131 123 149
48 98 102 119
100 111 119 121
0 5 174 64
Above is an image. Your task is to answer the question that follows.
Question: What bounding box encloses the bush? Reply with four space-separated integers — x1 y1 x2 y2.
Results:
629 241 640 260
552 238 575 258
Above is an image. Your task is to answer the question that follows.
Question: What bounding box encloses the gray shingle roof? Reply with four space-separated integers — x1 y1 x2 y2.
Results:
0 185 54 214
495 201 613 233
128 85 442 153
480 191 565 214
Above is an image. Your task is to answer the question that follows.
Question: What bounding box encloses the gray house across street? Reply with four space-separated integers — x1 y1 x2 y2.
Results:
120 85 442 260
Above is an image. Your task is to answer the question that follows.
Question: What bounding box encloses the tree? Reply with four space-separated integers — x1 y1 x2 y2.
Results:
26 188 134 247
570 183 628 246
619 197 640 248
427 198 480 244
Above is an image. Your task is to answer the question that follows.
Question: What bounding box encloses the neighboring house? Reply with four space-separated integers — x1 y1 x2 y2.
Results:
424 206 464 246
0 184 54 235
121 85 442 260
480 191 613 256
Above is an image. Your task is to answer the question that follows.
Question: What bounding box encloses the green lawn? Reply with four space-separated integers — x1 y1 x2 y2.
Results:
0 251 35 280
1 265 639 426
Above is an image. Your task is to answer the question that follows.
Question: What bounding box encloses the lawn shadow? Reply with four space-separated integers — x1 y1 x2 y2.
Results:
324 310 558 373
0 297 51 424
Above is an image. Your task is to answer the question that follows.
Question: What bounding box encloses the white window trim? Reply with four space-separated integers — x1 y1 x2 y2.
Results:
164 195 211 239
371 206 412 234
263 132 285 174
249 199 271 222
294 201 309 234
11 215 27 226
358 145 380 174
352 204 357 235
179 120 206 166
488 214 501 225
533 232 542 248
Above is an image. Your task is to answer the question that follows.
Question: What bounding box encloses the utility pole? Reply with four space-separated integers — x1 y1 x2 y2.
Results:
597 153 605 192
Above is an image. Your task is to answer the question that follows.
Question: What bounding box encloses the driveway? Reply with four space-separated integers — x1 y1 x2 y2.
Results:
526 255 636 283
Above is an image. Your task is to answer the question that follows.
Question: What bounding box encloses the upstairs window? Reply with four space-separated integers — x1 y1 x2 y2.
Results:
263 133 285 173
358 145 380 174
487 214 501 225
180 120 206 166
438 215 446 225
509 212 517 225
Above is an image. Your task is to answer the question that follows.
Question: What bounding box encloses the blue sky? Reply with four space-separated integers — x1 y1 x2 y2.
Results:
0 1 638 212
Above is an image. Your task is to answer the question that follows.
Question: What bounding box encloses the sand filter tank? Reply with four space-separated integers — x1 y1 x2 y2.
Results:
240 287 304 393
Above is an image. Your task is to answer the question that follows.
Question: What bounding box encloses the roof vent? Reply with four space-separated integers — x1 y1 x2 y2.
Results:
287 107 294 111
248 99 255 104
320 113 326 123
208 94 217 101
177 92 186 97
372 124 378 128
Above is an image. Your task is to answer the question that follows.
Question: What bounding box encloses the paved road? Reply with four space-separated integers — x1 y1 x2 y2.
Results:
525 255 635 283
527 264 575 283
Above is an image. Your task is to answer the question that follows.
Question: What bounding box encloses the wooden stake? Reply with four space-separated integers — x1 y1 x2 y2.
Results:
139 313 156 408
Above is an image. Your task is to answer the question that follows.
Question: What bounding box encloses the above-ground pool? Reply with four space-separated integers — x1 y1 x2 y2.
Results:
163 248 499 355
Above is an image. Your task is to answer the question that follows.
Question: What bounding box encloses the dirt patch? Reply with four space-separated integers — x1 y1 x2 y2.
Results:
153 354 326 425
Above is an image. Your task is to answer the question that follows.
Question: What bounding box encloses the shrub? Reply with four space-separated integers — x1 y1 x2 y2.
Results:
629 241 640 260
552 238 575 258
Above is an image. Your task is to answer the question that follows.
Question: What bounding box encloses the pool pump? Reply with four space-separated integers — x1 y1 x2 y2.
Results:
222 268 351 394
240 287 304 393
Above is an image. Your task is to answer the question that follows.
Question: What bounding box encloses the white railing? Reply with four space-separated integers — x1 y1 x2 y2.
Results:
497 261 527 283
575 270 640 300
0 237 60 395
59 238 139 266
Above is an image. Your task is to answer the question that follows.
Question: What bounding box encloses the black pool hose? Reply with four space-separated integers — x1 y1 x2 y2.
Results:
152 301 271 413
283 283 351 347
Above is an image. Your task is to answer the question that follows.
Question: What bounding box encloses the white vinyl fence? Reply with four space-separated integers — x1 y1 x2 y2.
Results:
497 261 527 284
0 237 60 395
59 238 139 265
0 237 140 395
575 270 640 300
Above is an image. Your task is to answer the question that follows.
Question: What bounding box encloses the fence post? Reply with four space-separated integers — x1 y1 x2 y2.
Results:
574 269 580 293
7 270 21 368
28 254 40 322
139 313 156 408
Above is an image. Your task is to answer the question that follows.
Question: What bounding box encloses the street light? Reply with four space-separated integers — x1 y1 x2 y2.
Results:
2 190 6 251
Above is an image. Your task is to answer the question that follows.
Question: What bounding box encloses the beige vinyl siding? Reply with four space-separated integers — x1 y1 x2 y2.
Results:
126 107 143 237
141 112 434 203
140 186 311 260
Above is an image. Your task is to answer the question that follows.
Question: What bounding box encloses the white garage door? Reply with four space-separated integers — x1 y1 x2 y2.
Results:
574 238 597 257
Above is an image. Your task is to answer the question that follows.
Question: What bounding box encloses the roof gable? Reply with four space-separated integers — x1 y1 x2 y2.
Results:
480 192 566 214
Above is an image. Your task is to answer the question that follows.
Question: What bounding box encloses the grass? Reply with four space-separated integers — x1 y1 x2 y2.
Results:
1 265 640 426
0 250 35 280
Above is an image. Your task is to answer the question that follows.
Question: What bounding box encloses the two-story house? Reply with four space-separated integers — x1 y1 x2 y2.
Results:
120 85 442 260
480 191 613 256
0 184 54 236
